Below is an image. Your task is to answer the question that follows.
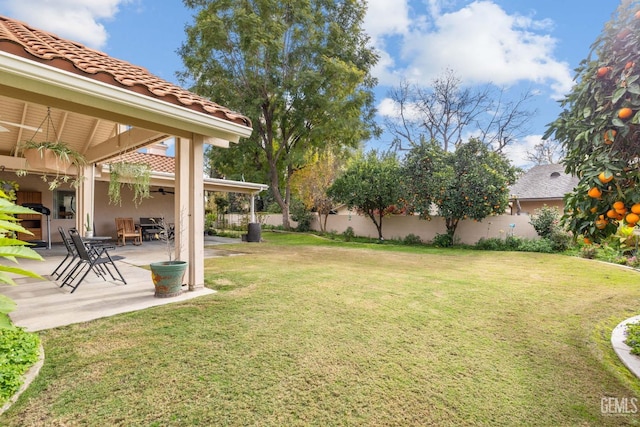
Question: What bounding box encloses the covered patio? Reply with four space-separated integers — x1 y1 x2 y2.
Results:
0 15 258 292
1 236 241 331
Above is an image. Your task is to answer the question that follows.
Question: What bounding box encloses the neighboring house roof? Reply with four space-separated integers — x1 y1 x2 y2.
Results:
102 150 268 195
509 164 579 200
0 16 251 128
112 151 176 174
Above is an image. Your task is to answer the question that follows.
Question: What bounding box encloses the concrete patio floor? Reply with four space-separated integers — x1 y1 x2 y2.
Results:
0 236 242 331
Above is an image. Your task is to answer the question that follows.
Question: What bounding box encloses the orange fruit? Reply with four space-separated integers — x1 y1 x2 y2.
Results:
584 237 592 245
590 206 599 213
632 203 640 214
604 129 617 144
595 218 608 229
607 209 618 219
588 187 602 198
619 107 634 119
597 66 611 78
613 201 626 210
626 212 640 225
598 171 614 183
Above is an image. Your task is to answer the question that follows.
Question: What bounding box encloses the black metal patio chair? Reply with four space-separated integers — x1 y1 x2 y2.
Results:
51 226 77 279
59 229 127 293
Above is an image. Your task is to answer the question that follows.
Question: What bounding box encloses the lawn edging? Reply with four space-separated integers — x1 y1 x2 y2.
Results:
612 315 640 380
0 343 44 416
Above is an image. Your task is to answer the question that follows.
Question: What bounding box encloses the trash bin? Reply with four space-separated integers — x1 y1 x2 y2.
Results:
247 223 261 242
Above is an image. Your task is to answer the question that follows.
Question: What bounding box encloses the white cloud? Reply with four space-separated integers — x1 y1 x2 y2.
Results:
0 0 131 49
367 0 574 98
503 134 543 169
363 0 411 42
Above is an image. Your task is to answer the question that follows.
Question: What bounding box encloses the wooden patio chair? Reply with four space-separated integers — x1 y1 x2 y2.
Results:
115 217 142 246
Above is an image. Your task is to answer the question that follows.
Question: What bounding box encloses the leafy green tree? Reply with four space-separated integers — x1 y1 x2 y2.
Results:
404 138 516 242
179 0 379 229
545 0 640 242
290 150 343 232
328 151 403 240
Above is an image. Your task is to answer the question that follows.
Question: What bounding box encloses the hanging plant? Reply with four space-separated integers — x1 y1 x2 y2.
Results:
108 161 151 206
17 108 86 190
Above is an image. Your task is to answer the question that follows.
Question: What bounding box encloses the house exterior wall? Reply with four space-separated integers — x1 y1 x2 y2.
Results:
512 199 565 216
0 172 175 243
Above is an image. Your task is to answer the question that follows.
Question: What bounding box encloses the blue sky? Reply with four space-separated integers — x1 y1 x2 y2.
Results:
0 0 619 167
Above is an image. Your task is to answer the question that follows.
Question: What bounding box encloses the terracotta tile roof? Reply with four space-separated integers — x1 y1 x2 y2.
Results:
0 15 252 128
509 164 579 200
108 151 175 174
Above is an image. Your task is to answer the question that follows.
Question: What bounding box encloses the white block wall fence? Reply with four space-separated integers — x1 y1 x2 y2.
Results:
227 212 539 245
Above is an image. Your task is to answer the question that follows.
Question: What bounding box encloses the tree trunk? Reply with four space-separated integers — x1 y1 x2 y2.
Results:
321 212 328 233
266 150 290 230
446 217 459 241
366 210 384 240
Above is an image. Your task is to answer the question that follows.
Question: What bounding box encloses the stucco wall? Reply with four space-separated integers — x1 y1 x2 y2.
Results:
0 172 175 243
515 200 564 216
247 212 540 245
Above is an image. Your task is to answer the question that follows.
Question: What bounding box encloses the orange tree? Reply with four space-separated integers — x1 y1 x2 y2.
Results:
327 150 403 240
545 0 640 242
403 138 516 245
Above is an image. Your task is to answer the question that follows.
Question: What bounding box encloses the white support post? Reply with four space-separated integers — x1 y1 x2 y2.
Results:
175 135 205 290
76 164 94 235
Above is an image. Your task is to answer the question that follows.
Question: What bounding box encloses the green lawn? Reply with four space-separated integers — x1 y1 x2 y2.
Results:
2 232 640 426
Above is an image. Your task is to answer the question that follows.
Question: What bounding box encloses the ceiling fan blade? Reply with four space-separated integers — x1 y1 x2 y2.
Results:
0 125 9 132
0 120 42 132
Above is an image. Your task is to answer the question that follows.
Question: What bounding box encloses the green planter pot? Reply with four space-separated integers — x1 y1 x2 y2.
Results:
150 260 188 298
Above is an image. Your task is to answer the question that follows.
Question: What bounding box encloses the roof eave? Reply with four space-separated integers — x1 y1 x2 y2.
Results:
0 52 253 142
96 166 268 194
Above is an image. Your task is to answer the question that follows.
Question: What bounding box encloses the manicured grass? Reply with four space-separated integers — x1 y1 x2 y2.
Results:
2 232 640 426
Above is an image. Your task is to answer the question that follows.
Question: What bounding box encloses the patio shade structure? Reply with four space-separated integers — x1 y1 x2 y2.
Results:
0 15 258 290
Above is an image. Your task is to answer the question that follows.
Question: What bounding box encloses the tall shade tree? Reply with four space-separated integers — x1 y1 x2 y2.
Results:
179 0 379 229
327 151 403 240
404 138 516 244
544 0 640 242
290 150 343 233
385 69 534 152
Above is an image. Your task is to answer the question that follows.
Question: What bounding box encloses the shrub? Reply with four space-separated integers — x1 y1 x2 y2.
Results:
548 230 572 252
516 238 554 253
626 322 640 356
475 236 555 253
432 233 453 248
0 327 40 405
290 200 313 232
342 226 355 242
530 205 562 239
403 233 422 245
475 237 504 251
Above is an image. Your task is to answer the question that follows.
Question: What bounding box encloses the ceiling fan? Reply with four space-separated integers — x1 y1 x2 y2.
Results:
151 187 175 195
0 119 43 133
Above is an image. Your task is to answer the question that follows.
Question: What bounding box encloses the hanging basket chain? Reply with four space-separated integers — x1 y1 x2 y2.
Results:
27 107 59 143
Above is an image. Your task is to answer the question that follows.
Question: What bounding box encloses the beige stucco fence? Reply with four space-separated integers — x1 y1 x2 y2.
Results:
227 212 540 245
